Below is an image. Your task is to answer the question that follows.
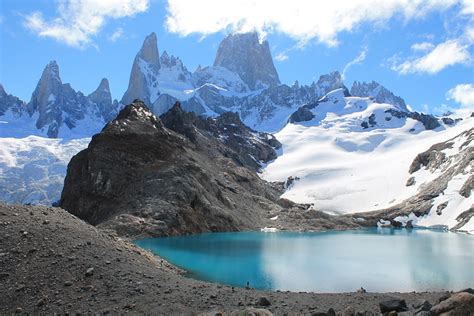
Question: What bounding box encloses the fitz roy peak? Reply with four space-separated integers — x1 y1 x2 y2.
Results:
213 32 281 90
117 32 443 133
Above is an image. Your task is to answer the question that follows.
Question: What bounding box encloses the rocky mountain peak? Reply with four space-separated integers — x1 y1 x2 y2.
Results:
213 32 280 90
89 79 111 101
88 78 117 122
27 61 64 122
106 100 163 135
0 84 6 95
312 71 345 97
138 32 160 71
351 80 407 111
121 33 161 106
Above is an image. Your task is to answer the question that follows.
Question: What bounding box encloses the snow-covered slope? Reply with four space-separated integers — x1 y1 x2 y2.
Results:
0 136 89 205
261 90 473 221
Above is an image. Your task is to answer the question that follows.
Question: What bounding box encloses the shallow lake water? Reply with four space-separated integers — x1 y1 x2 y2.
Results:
135 228 474 292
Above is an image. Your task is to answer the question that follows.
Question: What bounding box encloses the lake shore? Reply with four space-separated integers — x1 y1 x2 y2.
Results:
1 203 472 315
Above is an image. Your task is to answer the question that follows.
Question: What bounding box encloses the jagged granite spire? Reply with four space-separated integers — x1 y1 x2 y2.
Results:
88 78 117 122
213 32 280 90
351 81 408 111
121 32 161 106
27 61 65 134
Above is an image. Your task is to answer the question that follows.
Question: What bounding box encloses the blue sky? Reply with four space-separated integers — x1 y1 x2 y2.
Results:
1 0 473 114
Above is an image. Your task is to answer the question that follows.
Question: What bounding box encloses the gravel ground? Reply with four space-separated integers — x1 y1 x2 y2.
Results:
0 203 456 314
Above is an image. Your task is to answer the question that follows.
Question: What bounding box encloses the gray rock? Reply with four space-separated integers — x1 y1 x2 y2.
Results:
431 292 474 315
256 297 271 307
379 299 408 313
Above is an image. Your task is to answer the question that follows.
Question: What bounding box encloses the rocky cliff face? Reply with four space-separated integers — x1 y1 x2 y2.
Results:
213 33 280 90
59 101 287 237
0 84 25 117
121 32 161 106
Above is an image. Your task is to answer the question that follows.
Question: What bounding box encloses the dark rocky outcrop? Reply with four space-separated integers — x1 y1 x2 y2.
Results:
385 109 441 130
59 101 286 237
289 107 314 123
160 102 281 171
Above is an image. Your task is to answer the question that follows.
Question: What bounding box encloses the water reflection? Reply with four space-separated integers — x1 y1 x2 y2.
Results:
136 229 474 292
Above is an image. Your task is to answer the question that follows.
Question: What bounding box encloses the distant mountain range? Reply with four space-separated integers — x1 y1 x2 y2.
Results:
0 32 472 233
0 32 458 139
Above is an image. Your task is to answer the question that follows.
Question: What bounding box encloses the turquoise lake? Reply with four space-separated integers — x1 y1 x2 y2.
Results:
135 228 474 293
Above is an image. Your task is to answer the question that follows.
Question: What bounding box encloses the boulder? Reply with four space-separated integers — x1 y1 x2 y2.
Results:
431 292 474 315
379 299 408 313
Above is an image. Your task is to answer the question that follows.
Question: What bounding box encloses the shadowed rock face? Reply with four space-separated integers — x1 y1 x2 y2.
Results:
160 103 281 171
214 33 280 90
60 100 285 237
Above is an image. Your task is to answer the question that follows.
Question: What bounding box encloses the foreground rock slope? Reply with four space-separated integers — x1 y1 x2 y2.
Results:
3 203 471 315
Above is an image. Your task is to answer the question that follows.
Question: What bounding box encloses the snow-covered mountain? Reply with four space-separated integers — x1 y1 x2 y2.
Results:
0 30 471 232
0 61 119 138
260 88 473 230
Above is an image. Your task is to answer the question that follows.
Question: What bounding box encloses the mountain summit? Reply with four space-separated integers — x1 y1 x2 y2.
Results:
214 33 280 90
121 32 161 106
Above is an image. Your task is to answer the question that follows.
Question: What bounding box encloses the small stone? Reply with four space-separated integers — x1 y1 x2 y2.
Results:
85 267 94 277
42 220 50 225
105 260 111 265
256 297 271 307
412 299 431 311
343 306 355 316
64 280 73 286
36 298 45 307
327 308 336 316
15 307 22 313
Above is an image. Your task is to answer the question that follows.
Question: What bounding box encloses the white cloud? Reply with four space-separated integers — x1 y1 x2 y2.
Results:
108 27 124 42
275 52 289 62
390 39 471 74
342 46 368 79
23 0 149 48
165 0 458 47
446 83 474 108
461 0 474 15
411 42 434 51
